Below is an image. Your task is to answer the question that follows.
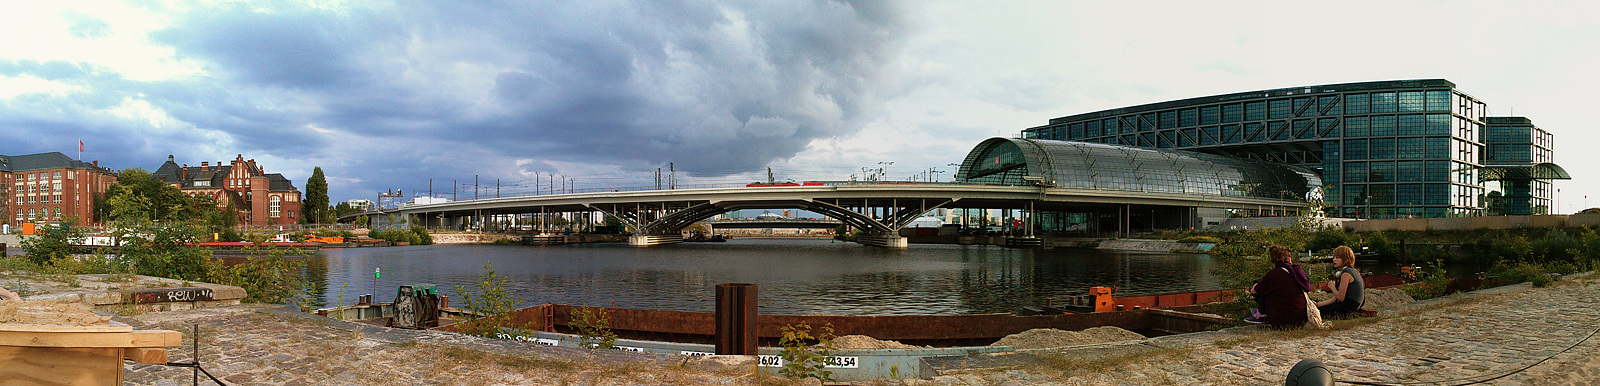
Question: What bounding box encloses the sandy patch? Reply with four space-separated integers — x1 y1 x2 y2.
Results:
990 326 1146 349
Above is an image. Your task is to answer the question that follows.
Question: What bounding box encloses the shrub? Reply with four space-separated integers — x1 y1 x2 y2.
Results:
410 225 434 245
1305 228 1353 253
1488 261 1554 287
453 263 527 338
570 307 617 350
778 323 837 382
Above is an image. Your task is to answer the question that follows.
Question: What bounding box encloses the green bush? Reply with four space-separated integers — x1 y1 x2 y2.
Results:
410 225 433 245
1488 261 1554 287
778 323 837 382
1305 228 1353 252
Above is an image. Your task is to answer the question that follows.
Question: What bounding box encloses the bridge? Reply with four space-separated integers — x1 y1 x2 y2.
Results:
702 218 843 229
343 137 1324 248
342 181 1303 248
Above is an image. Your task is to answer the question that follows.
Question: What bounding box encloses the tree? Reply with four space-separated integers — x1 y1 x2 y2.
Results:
19 217 88 264
101 168 212 224
304 167 329 224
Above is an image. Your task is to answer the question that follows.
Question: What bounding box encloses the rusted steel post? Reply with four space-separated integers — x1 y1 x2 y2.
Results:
0 243 6 258
715 283 758 355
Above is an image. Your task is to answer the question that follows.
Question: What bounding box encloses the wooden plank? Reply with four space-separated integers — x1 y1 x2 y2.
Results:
0 329 181 348
121 347 168 364
130 330 183 347
0 323 134 333
0 346 123 386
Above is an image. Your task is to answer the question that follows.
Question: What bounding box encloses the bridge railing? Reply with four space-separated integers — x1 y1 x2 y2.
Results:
390 180 984 207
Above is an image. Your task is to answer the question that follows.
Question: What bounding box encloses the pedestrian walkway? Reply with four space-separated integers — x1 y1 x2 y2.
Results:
115 272 1599 385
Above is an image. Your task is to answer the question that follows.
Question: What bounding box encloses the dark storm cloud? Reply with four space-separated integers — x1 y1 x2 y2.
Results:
3 1 910 200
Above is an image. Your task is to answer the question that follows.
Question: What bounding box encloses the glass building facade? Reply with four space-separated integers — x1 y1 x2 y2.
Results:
1021 79 1565 218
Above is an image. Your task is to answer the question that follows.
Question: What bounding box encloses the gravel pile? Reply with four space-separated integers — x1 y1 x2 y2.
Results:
832 335 920 349
990 326 1145 349
1360 288 1416 310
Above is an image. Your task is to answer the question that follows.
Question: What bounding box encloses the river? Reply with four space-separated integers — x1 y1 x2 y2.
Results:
310 237 1221 316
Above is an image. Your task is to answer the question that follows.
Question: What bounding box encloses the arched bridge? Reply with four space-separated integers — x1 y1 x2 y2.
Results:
344 181 1305 247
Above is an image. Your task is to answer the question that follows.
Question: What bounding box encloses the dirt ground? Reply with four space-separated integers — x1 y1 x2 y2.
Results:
989 326 1146 349
0 300 110 326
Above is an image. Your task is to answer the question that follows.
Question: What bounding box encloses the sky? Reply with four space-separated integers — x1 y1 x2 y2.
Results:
3 1 1599 212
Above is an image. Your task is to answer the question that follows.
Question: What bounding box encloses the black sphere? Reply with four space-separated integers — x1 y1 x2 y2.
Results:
1285 358 1334 386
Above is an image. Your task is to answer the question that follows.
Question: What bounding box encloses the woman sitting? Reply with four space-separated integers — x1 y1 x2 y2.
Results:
1315 246 1364 317
1245 245 1313 328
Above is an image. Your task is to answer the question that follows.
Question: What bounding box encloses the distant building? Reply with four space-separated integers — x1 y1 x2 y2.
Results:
408 197 449 206
345 199 374 211
1023 79 1570 218
0 152 118 225
152 155 303 226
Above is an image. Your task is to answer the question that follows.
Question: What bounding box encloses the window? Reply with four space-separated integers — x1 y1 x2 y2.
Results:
52 208 60 218
1245 102 1266 121
1345 161 1368 182
1345 94 1369 114
1426 91 1451 112
1370 92 1396 113
1201 106 1220 125
1397 160 1425 181
1398 115 1427 136
1369 184 1394 205
270 196 281 218
1319 95 1341 115
1398 91 1425 112
1370 138 1397 159
1397 137 1425 159
1268 99 1291 119
1344 116 1369 137
1369 161 1396 182
1222 104 1243 123
52 183 61 193
1179 109 1197 127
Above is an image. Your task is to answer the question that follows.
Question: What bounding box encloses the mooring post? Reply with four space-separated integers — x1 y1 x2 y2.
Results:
714 283 758 355
0 242 6 258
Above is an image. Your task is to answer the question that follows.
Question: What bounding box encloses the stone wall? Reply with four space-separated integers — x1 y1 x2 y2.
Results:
430 233 518 244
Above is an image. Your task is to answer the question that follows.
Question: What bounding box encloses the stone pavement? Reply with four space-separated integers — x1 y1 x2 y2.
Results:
112 273 1600 385
120 305 761 385
921 272 1600 385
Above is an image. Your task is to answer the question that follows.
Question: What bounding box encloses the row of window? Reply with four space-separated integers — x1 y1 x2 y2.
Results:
1043 114 1487 148
10 183 64 195
11 208 63 221
13 195 64 205
1039 90 1488 137
1331 183 1485 207
4 171 65 183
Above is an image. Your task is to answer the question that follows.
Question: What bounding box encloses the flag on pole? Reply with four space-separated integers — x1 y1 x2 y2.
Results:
79 140 84 152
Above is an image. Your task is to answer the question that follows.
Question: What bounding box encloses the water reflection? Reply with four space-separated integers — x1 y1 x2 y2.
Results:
315 238 1221 316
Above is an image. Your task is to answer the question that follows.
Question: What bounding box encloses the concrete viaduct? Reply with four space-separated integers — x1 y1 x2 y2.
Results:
341 182 1304 248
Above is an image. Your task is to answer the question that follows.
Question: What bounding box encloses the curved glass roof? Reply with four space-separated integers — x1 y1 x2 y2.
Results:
1479 163 1572 181
956 138 1323 200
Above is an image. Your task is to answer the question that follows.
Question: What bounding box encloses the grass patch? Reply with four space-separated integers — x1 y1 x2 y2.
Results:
1033 345 1194 376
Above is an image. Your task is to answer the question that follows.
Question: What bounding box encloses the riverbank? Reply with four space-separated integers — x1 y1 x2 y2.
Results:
102 271 1600 384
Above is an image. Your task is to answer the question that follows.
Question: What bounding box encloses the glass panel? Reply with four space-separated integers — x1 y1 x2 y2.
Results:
1319 95 1341 115
1319 118 1340 138
1425 183 1449 205
1294 97 1315 117
1396 184 1425 206
1426 114 1450 136
1345 93 1369 114
1425 160 1449 181
1344 116 1369 137
1370 92 1396 113
1398 91 1425 112
1245 102 1266 121
1370 184 1394 205
1344 139 1368 160
1426 91 1450 112
1179 109 1198 127
1398 115 1426 136
1397 160 1424 181
1344 184 1368 205
1269 99 1292 119
1201 106 1220 125
1223 104 1243 123
1345 161 1368 182
1397 137 1424 159
1159 111 1177 129
1370 138 1397 159
1369 161 1395 182
1371 115 1397 136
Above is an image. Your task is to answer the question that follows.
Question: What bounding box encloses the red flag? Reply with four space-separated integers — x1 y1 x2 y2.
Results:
79 140 84 152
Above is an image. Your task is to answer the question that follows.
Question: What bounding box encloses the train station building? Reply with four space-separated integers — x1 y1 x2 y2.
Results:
1016 79 1567 218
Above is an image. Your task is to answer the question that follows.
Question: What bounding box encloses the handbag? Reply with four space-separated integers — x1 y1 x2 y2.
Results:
1280 267 1327 329
1304 292 1326 329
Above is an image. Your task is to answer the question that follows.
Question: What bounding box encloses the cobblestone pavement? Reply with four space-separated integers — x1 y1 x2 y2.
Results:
120 305 762 385
917 273 1600 386
116 274 1599 385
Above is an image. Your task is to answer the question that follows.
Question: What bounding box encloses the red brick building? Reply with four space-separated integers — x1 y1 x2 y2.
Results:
153 155 303 226
0 152 118 226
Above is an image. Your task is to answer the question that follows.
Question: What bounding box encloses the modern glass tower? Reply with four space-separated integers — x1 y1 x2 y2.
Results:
1022 79 1568 218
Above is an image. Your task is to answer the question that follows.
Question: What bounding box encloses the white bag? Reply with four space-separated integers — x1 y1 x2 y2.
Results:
1304 292 1327 329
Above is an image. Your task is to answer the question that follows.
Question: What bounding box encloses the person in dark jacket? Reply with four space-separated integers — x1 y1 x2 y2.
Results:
1245 245 1313 328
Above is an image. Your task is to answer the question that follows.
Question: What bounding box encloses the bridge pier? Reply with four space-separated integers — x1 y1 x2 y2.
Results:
856 235 908 248
628 234 684 247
